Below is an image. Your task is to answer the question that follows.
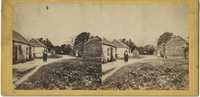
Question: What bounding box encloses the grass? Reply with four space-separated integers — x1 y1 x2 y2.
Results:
16 58 102 90
101 57 188 90
15 56 189 90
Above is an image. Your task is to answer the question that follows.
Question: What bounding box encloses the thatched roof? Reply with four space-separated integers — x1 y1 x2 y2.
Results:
13 30 30 45
29 38 46 47
112 40 129 48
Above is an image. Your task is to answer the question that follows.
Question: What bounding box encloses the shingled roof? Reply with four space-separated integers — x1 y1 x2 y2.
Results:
84 37 116 47
112 40 129 48
13 30 30 45
29 38 46 47
102 38 116 47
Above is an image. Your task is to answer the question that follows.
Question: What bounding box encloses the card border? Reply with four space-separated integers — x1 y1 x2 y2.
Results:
1 0 199 96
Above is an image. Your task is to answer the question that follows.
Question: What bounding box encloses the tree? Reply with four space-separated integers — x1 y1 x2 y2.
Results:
121 38 137 52
157 32 173 46
38 38 54 52
137 46 145 54
54 45 62 54
73 32 90 55
65 44 72 54
121 38 127 44
121 38 128 45
38 38 44 43
74 32 90 46
144 44 155 55
60 44 72 55
127 39 136 52
45 38 54 51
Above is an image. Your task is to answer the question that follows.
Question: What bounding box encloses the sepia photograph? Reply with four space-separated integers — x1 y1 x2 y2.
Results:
12 3 189 90
1 0 198 96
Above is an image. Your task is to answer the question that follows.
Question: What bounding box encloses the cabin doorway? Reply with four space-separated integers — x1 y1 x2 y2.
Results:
29 47 32 60
110 47 113 61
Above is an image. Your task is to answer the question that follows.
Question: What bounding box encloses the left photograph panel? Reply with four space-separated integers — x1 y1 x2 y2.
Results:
12 4 102 90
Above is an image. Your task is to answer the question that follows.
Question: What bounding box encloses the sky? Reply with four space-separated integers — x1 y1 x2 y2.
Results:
13 3 189 46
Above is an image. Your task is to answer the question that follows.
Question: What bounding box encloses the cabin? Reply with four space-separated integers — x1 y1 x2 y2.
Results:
29 38 47 58
13 30 32 64
165 36 188 58
112 40 130 58
102 39 117 62
157 35 188 58
83 37 116 63
132 48 140 57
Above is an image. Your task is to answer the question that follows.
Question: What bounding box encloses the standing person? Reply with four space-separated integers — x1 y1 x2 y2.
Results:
126 50 129 62
124 51 126 62
44 49 48 62
124 50 129 62
43 50 46 62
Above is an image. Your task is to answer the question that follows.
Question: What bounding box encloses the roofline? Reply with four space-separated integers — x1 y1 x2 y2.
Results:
165 35 187 46
112 40 129 48
29 38 47 48
84 37 101 45
13 40 31 46
102 42 116 47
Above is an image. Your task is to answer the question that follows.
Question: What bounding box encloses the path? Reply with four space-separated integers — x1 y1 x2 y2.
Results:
13 55 76 87
13 56 72 72
102 55 158 82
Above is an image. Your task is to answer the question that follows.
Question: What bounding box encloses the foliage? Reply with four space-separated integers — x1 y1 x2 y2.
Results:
74 32 90 46
101 58 188 90
38 38 54 52
144 44 155 55
121 38 137 52
137 46 145 54
157 32 173 46
137 45 155 55
54 46 62 54
54 44 72 55
61 44 73 55
73 32 91 56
